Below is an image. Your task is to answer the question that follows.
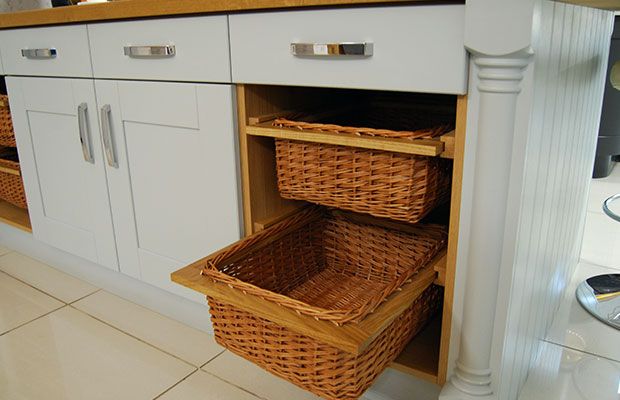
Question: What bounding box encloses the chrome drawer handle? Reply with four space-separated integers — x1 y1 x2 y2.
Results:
123 45 176 58
77 103 94 164
290 42 373 57
100 104 118 168
21 48 57 59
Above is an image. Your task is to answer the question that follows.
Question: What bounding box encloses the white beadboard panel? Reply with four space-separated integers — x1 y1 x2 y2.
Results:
490 2 613 400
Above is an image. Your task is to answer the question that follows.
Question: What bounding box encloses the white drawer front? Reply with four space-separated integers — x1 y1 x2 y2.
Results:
0 25 92 78
88 16 231 82
230 5 467 94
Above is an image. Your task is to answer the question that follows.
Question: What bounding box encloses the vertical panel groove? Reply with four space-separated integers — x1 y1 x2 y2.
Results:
495 2 614 399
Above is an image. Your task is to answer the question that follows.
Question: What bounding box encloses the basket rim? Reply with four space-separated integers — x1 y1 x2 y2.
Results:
199 207 446 325
273 117 452 141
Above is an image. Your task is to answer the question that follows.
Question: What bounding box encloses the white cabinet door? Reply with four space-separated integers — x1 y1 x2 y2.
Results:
6 77 118 270
95 80 241 302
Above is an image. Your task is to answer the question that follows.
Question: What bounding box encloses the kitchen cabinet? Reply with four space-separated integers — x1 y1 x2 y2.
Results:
5 76 241 302
6 77 118 270
1 17 240 302
0 3 613 399
94 80 241 301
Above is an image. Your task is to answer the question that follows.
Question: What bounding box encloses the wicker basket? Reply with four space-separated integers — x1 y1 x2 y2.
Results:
209 286 441 400
0 95 16 148
0 148 27 209
197 207 446 399
273 103 453 223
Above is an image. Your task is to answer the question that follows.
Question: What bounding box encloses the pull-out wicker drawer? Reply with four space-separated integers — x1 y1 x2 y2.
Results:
0 25 92 78
173 207 447 400
242 86 456 223
229 5 467 93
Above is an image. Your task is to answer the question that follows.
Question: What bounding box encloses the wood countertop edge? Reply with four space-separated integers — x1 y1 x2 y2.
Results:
0 0 615 30
0 0 445 30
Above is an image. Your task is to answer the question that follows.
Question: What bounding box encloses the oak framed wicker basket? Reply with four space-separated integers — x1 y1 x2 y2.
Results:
173 207 447 400
0 95 16 148
0 148 27 209
272 102 454 224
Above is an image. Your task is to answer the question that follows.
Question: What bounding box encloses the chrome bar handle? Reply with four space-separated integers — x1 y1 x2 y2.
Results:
77 103 94 164
290 42 373 57
21 48 57 59
123 45 175 58
100 104 118 168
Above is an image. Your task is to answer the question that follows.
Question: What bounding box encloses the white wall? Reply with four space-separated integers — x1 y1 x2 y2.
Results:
491 2 613 399
0 0 51 12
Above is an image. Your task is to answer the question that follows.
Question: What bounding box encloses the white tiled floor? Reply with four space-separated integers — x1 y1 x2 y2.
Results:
0 249 394 400
520 165 620 400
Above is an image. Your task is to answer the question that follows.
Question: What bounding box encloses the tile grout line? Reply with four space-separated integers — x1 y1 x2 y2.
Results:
151 367 198 400
199 348 226 368
0 304 68 337
542 338 620 364
68 304 202 369
0 267 93 306
67 288 102 305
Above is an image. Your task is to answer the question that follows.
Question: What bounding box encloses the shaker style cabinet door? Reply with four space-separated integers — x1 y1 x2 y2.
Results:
95 80 241 302
6 77 118 270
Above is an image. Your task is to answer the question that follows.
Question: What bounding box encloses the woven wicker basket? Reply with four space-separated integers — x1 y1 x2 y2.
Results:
0 95 16 148
198 207 446 399
273 104 453 223
209 286 441 400
0 149 27 209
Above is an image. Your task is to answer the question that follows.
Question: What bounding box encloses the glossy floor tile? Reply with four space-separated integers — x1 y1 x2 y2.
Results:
158 370 259 400
546 262 620 363
0 271 63 334
520 341 620 400
0 307 196 400
363 368 441 400
73 290 224 367
0 252 98 303
580 211 620 270
202 350 322 400
587 165 620 214
0 245 10 256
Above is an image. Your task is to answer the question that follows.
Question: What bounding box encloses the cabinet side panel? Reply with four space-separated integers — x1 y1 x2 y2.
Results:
491 2 613 399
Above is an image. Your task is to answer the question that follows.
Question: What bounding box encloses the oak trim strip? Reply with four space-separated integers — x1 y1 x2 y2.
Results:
0 0 452 30
246 122 444 156
172 250 445 354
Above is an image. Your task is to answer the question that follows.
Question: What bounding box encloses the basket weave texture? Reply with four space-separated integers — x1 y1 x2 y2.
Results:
208 285 441 400
273 105 453 223
0 150 27 209
201 207 447 325
0 95 16 148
